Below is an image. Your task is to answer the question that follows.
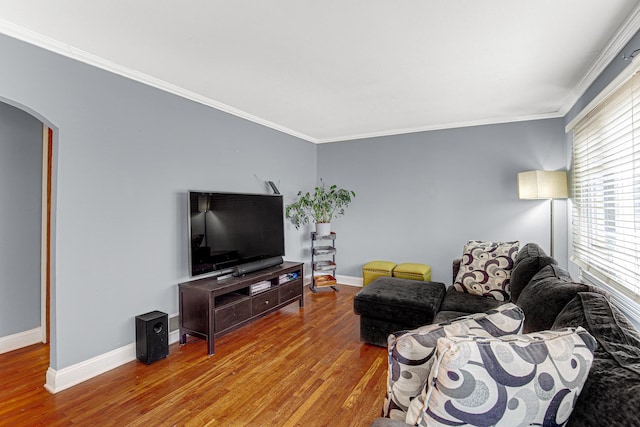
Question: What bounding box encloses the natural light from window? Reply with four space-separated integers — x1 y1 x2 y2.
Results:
570 71 640 305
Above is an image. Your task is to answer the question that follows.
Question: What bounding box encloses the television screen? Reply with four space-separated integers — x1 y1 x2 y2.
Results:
188 191 285 277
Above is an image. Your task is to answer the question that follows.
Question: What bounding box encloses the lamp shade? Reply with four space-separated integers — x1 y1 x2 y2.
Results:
197 193 210 212
517 170 568 200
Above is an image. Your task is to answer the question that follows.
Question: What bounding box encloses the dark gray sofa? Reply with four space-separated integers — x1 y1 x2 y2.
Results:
354 245 539 346
369 243 640 427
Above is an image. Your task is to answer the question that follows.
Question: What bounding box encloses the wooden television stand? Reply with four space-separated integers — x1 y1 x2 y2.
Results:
178 261 304 355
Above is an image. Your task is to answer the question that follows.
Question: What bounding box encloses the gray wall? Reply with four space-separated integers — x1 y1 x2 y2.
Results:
0 24 597 372
317 119 568 284
0 102 42 337
0 34 316 369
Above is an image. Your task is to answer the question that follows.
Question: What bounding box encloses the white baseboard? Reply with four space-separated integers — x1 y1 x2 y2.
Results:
303 274 313 286
336 275 363 287
44 330 181 394
0 327 42 354
42 273 361 394
41 273 362 394
42 273 362 394
306 274 362 287
169 330 179 345
45 343 136 393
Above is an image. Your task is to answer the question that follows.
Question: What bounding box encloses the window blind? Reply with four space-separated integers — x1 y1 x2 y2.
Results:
571 71 640 303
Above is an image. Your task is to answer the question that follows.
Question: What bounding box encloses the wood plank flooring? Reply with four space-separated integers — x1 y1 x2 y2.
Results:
0 285 388 426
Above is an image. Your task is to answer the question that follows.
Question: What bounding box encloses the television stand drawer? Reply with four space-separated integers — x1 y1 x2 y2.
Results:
215 297 251 333
280 280 302 303
252 289 279 315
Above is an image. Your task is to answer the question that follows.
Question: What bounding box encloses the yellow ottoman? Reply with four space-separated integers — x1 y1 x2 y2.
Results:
362 261 397 286
393 263 432 282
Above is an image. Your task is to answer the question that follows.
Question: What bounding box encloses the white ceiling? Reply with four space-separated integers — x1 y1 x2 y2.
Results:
1 0 640 143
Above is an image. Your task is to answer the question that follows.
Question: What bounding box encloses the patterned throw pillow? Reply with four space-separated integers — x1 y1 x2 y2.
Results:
409 327 596 427
453 240 520 301
383 303 525 421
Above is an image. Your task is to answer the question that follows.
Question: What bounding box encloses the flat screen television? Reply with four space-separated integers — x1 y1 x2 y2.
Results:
188 191 285 277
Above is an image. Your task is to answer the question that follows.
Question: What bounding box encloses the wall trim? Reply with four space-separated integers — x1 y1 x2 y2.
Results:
565 54 640 132
0 19 315 144
336 275 363 287
40 126 49 344
305 274 362 287
558 3 640 117
44 330 180 393
0 327 42 354
45 344 136 393
41 272 358 394
4 13 640 145
313 112 562 144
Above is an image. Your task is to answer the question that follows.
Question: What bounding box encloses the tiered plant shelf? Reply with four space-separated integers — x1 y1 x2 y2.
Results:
311 232 338 292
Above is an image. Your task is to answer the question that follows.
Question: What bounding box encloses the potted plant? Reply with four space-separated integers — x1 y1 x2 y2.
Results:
285 180 356 235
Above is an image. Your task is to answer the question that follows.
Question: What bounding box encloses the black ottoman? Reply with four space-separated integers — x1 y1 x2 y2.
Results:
353 277 446 346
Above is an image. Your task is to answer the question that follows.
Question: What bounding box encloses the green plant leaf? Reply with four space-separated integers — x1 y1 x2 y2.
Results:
284 180 356 229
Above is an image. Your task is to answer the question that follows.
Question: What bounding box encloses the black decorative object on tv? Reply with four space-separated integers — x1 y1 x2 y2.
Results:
188 191 285 277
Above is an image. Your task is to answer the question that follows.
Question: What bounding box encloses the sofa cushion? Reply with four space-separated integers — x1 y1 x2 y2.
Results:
517 264 588 333
552 292 640 427
440 285 507 314
453 240 519 301
432 310 470 324
514 241 548 262
409 327 596 427
509 243 557 304
384 303 524 421
370 419 408 427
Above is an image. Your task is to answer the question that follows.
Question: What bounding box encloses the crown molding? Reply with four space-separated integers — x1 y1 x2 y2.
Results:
565 53 640 132
3 7 640 145
558 3 640 116
0 19 318 144
315 111 564 144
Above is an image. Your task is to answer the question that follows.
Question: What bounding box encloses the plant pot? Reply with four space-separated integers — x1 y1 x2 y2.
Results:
315 222 331 236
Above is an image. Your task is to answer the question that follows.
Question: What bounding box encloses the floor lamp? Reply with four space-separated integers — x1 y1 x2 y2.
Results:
517 170 568 258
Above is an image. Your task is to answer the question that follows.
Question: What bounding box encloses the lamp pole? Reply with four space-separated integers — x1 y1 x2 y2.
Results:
550 198 555 258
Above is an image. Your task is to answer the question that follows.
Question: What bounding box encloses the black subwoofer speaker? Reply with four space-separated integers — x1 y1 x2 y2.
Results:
135 310 168 364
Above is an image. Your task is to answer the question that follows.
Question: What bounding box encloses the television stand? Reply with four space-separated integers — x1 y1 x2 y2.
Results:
178 261 304 355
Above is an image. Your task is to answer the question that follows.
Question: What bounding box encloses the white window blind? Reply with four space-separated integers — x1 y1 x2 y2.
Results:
571 71 640 303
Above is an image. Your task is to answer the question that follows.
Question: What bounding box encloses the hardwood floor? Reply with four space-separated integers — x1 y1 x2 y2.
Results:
0 285 388 426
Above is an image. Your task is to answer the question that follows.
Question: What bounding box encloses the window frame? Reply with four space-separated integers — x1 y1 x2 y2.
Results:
567 59 640 308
